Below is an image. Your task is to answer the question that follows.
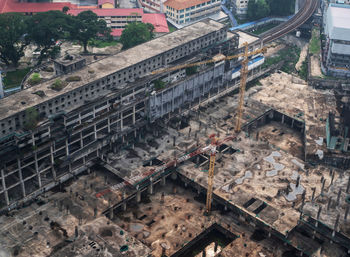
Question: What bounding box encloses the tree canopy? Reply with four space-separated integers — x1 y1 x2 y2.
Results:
27 11 70 62
69 10 111 53
268 0 295 16
247 0 270 20
120 22 154 50
0 13 29 67
247 0 294 20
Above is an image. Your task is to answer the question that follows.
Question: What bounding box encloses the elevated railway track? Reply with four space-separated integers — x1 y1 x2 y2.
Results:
261 0 318 43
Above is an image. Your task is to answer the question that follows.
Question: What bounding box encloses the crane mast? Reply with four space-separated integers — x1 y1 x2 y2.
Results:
235 42 249 133
97 42 267 215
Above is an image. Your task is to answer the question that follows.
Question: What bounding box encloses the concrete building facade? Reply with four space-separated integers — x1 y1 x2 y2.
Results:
138 0 166 13
231 0 249 17
164 0 221 25
0 19 263 212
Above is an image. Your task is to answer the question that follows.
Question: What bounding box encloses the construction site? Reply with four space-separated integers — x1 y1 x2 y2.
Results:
0 8 350 256
0 66 349 256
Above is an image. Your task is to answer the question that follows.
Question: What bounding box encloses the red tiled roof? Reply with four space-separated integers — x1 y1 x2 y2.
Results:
68 8 143 16
142 13 169 33
111 28 123 37
98 0 115 5
164 0 208 10
0 0 78 14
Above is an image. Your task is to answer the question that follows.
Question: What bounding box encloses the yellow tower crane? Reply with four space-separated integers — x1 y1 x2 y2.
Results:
151 42 267 215
151 42 266 132
206 134 218 215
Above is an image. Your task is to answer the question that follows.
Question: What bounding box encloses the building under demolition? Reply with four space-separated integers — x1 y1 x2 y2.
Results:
0 17 350 257
0 19 265 211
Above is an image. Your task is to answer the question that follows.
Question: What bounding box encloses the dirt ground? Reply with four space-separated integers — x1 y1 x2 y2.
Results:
310 54 323 77
296 44 308 71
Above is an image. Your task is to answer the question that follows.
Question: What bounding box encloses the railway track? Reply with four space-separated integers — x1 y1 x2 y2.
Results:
261 0 318 43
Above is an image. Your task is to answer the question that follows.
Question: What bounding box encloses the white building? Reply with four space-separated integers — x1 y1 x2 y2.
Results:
324 4 350 77
231 0 249 17
164 0 222 26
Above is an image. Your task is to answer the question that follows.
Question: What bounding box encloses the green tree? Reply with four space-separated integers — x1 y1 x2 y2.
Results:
27 11 70 63
0 13 29 67
247 0 270 20
69 10 111 53
268 0 294 16
62 6 70 14
120 22 154 50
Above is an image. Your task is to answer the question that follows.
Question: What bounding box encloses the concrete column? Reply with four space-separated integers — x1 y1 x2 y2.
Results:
327 197 332 211
331 170 335 185
281 114 285 124
344 205 349 220
17 158 26 197
133 106 136 124
122 191 127 211
65 139 69 156
346 176 350 194
93 124 97 140
336 189 341 206
315 206 322 227
161 176 166 186
80 132 83 148
107 118 111 133
34 152 42 188
31 132 35 146
161 192 165 203
332 214 340 237
291 119 294 128
148 177 154 195
321 179 326 195
120 113 123 130
311 187 316 202
1 169 9 206
110 207 114 219
136 190 141 203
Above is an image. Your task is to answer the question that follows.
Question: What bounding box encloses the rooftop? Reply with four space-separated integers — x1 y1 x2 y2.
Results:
326 4 350 41
67 7 144 17
0 0 79 14
164 0 210 10
235 30 260 48
98 0 115 6
0 19 225 121
142 13 170 33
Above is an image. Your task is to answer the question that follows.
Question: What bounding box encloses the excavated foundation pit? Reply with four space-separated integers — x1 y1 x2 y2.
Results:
108 176 307 256
170 223 238 257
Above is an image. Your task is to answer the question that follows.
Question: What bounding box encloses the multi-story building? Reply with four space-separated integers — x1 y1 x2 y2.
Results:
0 19 264 212
138 0 167 13
231 0 249 17
68 8 169 37
323 4 350 77
164 0 221 25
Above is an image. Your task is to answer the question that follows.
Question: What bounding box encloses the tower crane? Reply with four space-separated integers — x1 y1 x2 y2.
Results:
97 42 266 215
151 42 267 132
